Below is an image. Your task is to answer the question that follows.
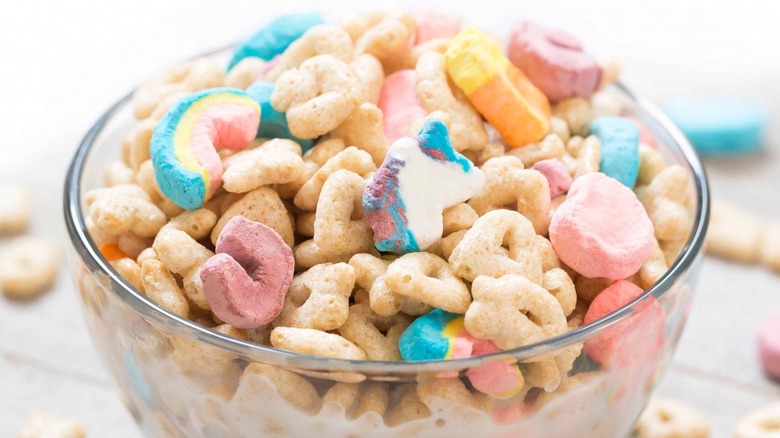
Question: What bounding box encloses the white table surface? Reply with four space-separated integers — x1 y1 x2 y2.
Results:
1 1 778 436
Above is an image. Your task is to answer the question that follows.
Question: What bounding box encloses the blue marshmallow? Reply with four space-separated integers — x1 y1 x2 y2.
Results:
663 98 766 156
228 13 324 71
589 116 640 188
246 81 314 151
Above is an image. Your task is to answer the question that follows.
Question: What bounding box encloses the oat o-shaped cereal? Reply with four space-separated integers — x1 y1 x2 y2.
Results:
467 156 551 235
314 169 375 256
234 363 321 415
349 253 406 317
384 252 471 313
265 25 354 81
153 223 214 310
141 259 190 318
85 184 167 238
211 187 294 247
507 133 570 168
637 143 667 186
221 139 306 193
338 303 412 361
385 384 432 426
639 239 668 289
132 57 223 120
354 12 416 64
636 165 692 242
415 51 487 152
449 209 543 284
294 146 376 211
224 57 266 90
271 55 362 139
270 326 367 360
350 54 384 105
465 274 567 350
276 262 355 331
331 103 389 166
542 268 577 317
634 398 710 438
566 135 601 178
276 138 347 199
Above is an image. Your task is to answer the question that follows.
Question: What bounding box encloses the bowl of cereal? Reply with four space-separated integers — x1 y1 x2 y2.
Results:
64 9 709 438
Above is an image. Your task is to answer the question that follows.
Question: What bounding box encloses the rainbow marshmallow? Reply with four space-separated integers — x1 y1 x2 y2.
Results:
399 309 473 361
150 88 260 210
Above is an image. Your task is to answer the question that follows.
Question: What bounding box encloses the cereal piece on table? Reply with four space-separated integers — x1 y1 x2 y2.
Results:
634 398 710 438
133 57 224 120
467 156 551 235
104 161 135 187
339 303 411 361
227 13 324 70
313 170 375 256
331 103 389 167
200 216 294 329
465 275 567 350
532 158 573 198
378 69 428 143
549 172 654 280
224 57 265 89
354 13 416 65
141 259 190 318
637 143 667 186
348 253 407 317
507 133 569 168
271 55 362 139
758 313 780 380
639 239 669 289
705 200 762 264
244 81 313 150
385 252 471 313
234 363 320 415
507 21 602 101
294 146 376 211
350 54 384 105
442 203 478 236
17 412 85 438
153 227 214 310
0 183 30 235
761 221 780 271
449 210 543 284
589 115 640 188
264 25 354 81
211 186 294 247
222 138 305 193
566 134 602 178
733 403 780 438
445 28 551 147
276 262 354 331
111 257 144 293
0 237 58 299
465 338 525 400
385 384 432 426
543 268 577 316
415 51 487 151
85 184 167 238
363 119 485 253
149 88 261 209
663 97 766 156
636 165 692 242
414 9 461 44
270 327 367 360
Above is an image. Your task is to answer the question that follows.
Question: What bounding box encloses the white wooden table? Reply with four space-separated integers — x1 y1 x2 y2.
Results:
1 1 778 436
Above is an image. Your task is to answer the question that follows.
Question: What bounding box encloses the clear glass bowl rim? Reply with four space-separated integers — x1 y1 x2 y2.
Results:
63 64 710 374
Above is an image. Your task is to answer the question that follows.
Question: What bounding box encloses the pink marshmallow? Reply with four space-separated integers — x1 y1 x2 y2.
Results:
378 70 427 143
625 115 657 148
507 21 602 102
466 339 524 400
758 313 780 380
532 158 572 198
549 172 654 280
200 216 294 329
414 10 462 45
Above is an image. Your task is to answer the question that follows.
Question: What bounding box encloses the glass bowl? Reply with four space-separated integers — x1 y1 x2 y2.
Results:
64 45 709 437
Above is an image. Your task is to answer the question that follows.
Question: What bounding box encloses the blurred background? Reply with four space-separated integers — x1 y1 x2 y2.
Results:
0 0 778 436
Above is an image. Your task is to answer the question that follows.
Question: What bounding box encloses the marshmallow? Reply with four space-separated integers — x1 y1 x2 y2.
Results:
245 81 313 151
532 158 572 198
228 13 324 70
589 116 640 188
398 309 473 361
378 70 427 143
758 313 780 380
414 10 462 45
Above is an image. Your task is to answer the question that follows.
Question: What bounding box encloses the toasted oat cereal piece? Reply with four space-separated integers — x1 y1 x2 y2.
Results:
350 54 384 105
141 259 190 318
322 382 360 411
640 239 669 289
111 257 144 293
352 382 390 419
542 268 577 317
468 156 551 236
235 363 320 415
277 263 355 331
440 229 467 261
222 139 305 193
0 183 31 235
276 138 347 199
566 135 601 178
553 97 592 136
634 398 709 438
636 165 692 242
549 116 571 143
17 412 85 438
705 200 762 264
416 375 492 412
169 331 242 378
734 403 780 438
442 203 478 236
761 221 780 271
85 184 167 238
338 303 412 361
507 134 569 168
121 118 154 170
296 212 316 237
385 384 432 426
637 143 667 186
385 252 471 313
293 240 357 270
449 209 543 284
522 360 561 393
0 237 58 299
211 187 294 247
590 89 623 118
466 274 567 350
266 24 354 81
271 55 362 139
331 103 389 166
349 253 407 317
153 227 214 310
313 170 375 256
574 276 612 304
354 13 416 65
294 146 376 211
104 161 135 187
224 57 265 89
270 327 367 360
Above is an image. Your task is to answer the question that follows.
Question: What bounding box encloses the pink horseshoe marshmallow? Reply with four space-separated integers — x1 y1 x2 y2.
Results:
378 70 427 143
